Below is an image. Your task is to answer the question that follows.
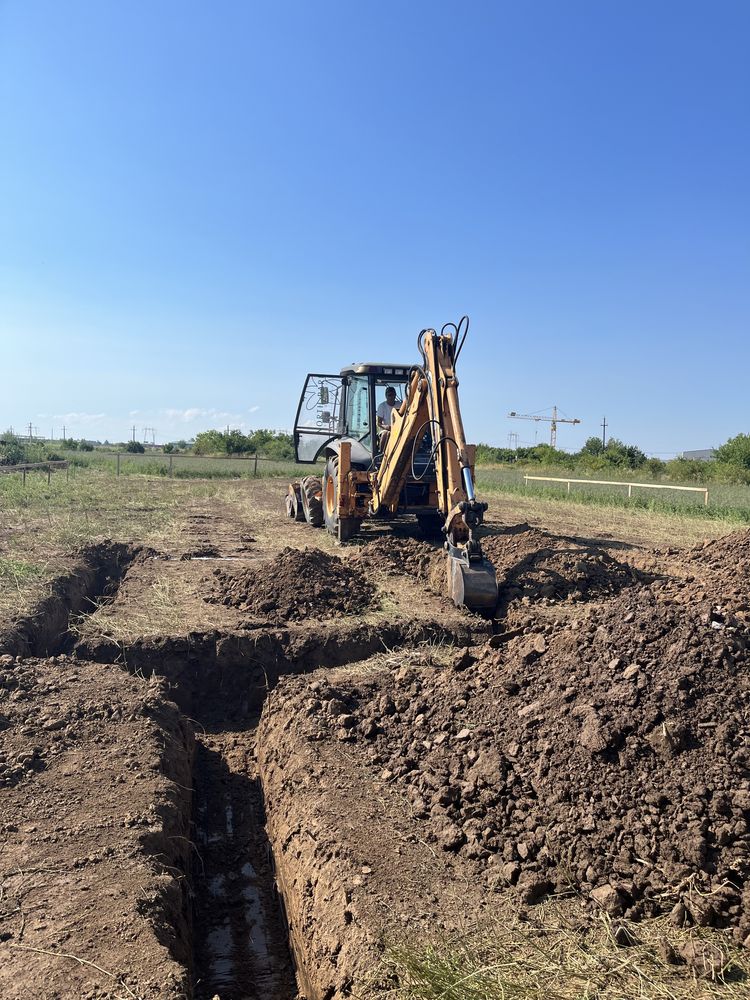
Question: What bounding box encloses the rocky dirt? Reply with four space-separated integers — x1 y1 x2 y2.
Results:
2 476 750 999
207 546 377 621
482 523 642 607
280 542 750 947
258 657 494 1000
0 654 193 999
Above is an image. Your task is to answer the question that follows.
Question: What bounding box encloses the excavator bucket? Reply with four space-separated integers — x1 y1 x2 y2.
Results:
446 548 498 612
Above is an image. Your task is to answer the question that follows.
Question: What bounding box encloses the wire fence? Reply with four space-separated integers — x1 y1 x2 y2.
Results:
0 451 315 484
0 460 70 484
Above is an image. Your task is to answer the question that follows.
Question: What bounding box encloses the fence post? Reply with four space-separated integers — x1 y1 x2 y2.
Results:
567 480 570 494
47 464 51 485
117 453 121 477
704 489 709 507
254 453 258 477
628 484 632 498
22 468 26 486
66 463 69 481
169 454 173 478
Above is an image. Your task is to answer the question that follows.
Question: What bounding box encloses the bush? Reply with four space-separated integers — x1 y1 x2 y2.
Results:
0 433 25 466
193 430 229 455
125 440 145 453
193 428 294 458
715 433 750 469
78 440 94 452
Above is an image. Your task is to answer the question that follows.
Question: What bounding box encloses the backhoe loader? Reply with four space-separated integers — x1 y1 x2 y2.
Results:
285 317 497 611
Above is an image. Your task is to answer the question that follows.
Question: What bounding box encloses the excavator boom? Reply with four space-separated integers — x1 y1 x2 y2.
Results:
373 323 497 610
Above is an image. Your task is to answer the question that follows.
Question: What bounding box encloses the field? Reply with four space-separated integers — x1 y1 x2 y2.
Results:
476 464 750 524
1 468 750 999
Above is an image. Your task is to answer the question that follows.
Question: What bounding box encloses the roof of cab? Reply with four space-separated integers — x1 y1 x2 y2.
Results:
339 362 411 376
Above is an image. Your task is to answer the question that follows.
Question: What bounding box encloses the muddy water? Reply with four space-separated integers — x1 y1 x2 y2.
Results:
192 734 297 1000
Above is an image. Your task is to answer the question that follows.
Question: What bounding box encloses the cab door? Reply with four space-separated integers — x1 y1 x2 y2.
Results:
293 374 344 463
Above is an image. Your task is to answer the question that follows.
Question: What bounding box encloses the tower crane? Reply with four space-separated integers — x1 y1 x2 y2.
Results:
507 406 581 449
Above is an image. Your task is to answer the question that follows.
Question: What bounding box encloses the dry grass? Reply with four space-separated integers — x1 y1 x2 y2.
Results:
380 903 750 1000
71 570 226 642
0 471 219 621
482 489 738 550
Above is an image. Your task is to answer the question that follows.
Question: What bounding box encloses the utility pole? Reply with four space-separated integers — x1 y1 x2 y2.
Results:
507 431 519 449
27 422 33 440
132 425 136 442
601 416 608 449
63 425 66 440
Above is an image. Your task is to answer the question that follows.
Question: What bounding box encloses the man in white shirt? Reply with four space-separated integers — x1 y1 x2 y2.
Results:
376 386 401 449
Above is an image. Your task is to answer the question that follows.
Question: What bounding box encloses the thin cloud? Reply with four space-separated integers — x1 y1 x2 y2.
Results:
51 412 107 423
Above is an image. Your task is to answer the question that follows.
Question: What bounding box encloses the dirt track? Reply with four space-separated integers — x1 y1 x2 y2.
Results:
1 477 749 997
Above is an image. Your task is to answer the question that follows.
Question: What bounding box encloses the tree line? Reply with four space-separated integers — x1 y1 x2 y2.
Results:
475 433 750 484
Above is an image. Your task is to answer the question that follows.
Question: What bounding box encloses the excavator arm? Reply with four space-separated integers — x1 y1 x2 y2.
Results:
372 321 497 611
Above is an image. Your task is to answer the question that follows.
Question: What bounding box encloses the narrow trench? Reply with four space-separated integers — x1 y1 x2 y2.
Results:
190 728 297 1000
3 545 478 998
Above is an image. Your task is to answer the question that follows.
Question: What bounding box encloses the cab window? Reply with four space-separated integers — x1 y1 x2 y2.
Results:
345 375 371 442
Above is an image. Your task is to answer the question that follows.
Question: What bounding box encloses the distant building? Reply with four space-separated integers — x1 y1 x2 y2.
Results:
681 449 715 462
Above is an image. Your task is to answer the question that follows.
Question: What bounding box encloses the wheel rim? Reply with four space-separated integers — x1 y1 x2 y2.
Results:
325 475 336 518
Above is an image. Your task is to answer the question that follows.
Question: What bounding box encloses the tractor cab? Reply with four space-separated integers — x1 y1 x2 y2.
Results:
293 363 411 466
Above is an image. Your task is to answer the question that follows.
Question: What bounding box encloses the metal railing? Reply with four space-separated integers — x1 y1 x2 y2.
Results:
523 474 709 506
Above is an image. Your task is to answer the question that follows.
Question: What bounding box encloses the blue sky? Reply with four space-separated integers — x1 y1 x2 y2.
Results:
1 1 748 452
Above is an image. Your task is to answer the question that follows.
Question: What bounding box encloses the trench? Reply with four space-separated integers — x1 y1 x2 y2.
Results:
4 545 478 998
86 621 472 997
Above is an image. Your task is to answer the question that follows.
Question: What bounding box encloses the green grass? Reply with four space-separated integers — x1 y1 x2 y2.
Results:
0 556 46 583
475 465 750 525
57 450 312 480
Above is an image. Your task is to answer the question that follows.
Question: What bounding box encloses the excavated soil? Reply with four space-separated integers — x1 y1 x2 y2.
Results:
207 547 377 621
354 536 443 580
482 524 642 606
286 566 750 944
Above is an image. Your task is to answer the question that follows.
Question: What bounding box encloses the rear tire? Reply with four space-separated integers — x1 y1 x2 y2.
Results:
286 484 305 521
323 457 359 543
301 475 324 527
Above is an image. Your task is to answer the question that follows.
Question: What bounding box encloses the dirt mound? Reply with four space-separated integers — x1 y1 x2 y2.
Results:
301 584 750 941
354 536 442 578
208 547 376 620
680 530 750 615
482 525 639 604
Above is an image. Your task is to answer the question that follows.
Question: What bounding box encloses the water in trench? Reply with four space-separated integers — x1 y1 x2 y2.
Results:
191 731 297 1000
